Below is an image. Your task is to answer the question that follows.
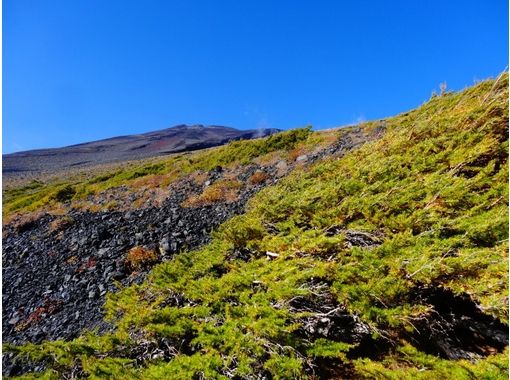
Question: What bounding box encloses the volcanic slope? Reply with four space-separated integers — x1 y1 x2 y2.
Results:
3 73 509 379
2 124 279 178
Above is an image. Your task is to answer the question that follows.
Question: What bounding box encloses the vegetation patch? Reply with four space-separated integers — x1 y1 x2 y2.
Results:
183 179 242 207
248 170 269 185
125 246 160 271
48 215 74 233
3 128 316 218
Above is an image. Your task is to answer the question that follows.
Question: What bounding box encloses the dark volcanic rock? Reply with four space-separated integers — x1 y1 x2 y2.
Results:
2 126 377 346
3 184 241 345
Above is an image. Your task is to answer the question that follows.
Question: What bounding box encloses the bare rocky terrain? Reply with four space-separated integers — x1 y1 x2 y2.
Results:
3 125 279 179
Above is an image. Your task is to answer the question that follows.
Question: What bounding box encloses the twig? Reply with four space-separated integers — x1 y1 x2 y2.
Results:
481 68 508 105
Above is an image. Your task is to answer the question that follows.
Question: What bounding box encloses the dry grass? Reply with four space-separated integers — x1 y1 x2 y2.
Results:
253 151 283 166
248 171 269 185
147 188 169 207
125 246 159 271
189 171 209 186
221 169 240 181
316 130 340 147
15 299 63 332
48 215 74 233
287 146 306 161
183 180 242 207
5 211 46 232
47 204 69 216
131 174 172 189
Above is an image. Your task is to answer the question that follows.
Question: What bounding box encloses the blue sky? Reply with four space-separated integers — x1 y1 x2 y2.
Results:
3 1 508 153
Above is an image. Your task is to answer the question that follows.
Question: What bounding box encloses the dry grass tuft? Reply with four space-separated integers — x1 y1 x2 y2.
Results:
183 180 242 207
249 171 269 185
125 246 159 271
6 211 46 233
48 215 74 233
287 147 306 161
189 171 209 186
131 174 171 189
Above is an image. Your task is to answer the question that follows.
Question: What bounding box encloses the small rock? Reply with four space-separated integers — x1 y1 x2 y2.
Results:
159 237 171 254
112 271 125 280
275 160 288 177
8 316 20 325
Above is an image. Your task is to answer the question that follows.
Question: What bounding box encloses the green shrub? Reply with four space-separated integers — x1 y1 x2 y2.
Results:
51 185 76 202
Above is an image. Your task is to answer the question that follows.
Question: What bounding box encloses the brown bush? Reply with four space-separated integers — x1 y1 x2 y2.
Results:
288 147 306 161
48 215 74 233
183 180 241 207
125 246 159 271
8 211 46 233
249 171 269 185
131 174 170 189
189 171 209 185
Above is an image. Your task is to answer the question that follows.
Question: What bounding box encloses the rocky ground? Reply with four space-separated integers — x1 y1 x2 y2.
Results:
3 166 250 345
2 126 381 376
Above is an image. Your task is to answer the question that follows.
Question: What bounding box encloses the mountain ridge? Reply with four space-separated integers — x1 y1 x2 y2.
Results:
3 124 280 176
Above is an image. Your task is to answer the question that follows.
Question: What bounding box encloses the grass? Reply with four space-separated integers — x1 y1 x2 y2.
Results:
4 73 509 379
3 127 316 218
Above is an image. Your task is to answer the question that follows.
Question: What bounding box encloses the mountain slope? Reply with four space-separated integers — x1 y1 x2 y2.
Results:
3 125 279 176
3 73 509 379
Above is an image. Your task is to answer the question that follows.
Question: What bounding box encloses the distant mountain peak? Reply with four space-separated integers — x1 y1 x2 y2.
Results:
3 124 281 176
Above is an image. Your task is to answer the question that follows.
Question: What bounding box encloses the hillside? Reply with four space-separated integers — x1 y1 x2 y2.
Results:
2 73 509 379
2 125 279 178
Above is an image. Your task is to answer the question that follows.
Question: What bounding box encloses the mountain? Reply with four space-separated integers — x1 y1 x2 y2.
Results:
2 74 508 378
3 124 280 176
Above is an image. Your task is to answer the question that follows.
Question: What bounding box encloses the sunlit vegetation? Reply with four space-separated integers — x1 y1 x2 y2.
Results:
3 127 317 218
4 73 508 378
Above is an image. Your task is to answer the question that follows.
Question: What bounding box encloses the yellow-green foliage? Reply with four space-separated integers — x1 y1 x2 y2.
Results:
5 74 509 378
3 127 313 218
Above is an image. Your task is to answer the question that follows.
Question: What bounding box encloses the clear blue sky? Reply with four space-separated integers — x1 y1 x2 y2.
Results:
3 0 508 153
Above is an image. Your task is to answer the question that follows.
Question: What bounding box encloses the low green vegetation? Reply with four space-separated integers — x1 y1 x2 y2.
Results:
3 127 316 218
4 73 509 378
